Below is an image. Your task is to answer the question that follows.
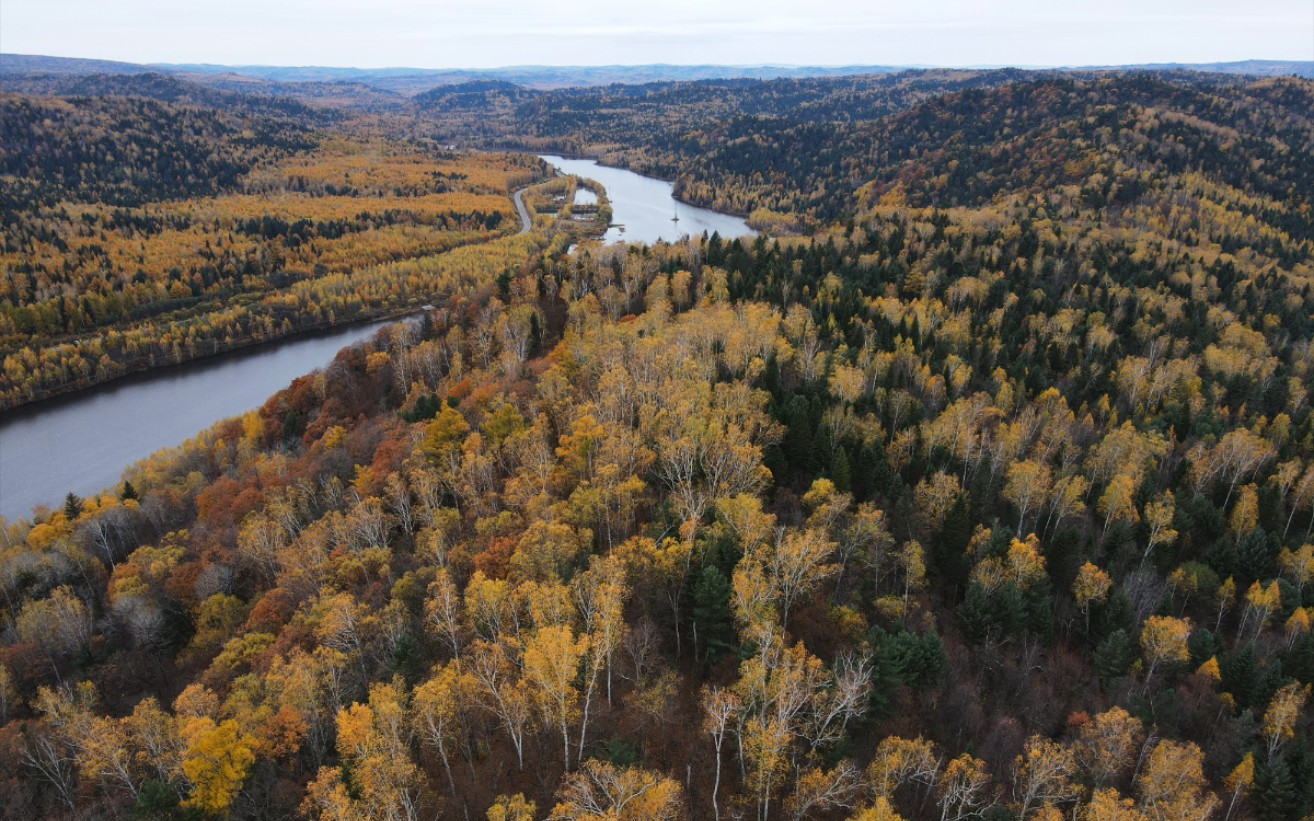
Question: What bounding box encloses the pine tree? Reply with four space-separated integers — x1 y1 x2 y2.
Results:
868 628 909 720
830 447 852 494
783 395 815 476
1284 634 1314 684
1024 576 1055 643
1093 588 1135 643
994 583 1028 637
691 565 735 665
958 583 994 645
1093 629 1135 684
1233 528 1279 584
1222 644 1261 710
934 495 973 589
1255 756 1296 821
885 629 946 689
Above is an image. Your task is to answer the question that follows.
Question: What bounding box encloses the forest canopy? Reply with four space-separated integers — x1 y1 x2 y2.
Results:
0 65 1312 821
0 94 544 408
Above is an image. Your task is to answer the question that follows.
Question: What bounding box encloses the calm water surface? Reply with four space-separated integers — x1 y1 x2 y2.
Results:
1 160 753 521
0 319 402 520
539 155 753 245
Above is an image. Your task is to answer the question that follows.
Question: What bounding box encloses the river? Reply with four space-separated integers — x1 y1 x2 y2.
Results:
0 159 754 522
539 155 753 245
0 319 403 520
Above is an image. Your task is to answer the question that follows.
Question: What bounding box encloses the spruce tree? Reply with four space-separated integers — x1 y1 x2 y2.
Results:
1256 756 1296 821
1093 629 1135 684
691 565 735 665
830 446 852 494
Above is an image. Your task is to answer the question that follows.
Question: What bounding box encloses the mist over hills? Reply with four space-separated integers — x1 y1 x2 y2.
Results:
3 52 1310 94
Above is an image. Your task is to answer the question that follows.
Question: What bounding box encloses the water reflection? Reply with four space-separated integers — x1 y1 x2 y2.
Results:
539 155 754 245
0 318 405 520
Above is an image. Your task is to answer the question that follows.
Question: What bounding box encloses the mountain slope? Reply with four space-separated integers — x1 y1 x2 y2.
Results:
1 63 1313 821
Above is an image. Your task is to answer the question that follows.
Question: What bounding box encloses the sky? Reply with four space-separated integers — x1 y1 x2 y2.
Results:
1 0 1311 69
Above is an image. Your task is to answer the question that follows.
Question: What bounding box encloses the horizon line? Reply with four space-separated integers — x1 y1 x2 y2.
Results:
3 51 1311 75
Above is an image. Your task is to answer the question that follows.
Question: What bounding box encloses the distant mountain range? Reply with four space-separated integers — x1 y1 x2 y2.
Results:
172 62 921 93
1079 59 1314 78
2 53 1310 93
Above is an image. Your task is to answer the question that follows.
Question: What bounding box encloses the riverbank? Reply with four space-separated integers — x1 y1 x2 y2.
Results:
0 178 554 415
509 146 758 218
537 155 753 246
0 317 408 521
0 307 422 423
0 178 582 520
0 161 744 521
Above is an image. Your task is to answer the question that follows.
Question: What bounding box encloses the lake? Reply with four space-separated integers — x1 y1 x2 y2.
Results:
539 155 754 245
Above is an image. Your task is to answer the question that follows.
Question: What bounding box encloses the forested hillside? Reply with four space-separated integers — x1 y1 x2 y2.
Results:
0 92 316 208
0 73 345 125
0 93 548 408
410 70 1035 160
1 68 1313 821
451 73 1314 235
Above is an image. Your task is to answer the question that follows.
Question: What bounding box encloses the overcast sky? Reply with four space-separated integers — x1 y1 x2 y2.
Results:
2 0 1310 69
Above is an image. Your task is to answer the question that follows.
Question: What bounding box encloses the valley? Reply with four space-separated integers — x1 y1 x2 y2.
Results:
0 50 1312 821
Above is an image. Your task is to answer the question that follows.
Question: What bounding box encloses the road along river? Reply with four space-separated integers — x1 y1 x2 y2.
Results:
0 161 755 520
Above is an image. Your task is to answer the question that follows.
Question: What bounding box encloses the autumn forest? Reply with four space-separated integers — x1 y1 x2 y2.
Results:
0 55 1312 821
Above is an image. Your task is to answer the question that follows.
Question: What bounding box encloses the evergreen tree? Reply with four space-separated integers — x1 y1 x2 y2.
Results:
934 495 973 590
1093 629 1135 684
1284 634 1314 684
958 583 994 645
1093 588 1135 643
1222 527 1280 583
1255 756 1297 821
993 583 1028 637
1024 576 1055 643
830 447 852 494
782 394 815 476
894 629 947 688
1290 745 1314 820
691 565 735 665
1188 628 1221 667
866 637 904 721
1222 644 1261 710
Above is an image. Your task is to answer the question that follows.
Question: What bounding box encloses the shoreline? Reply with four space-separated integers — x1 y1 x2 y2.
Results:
0 178 559 418
528 149 756 218
0 309 423 423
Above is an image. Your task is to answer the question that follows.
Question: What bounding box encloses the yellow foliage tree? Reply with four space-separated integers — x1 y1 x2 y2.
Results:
1084 788 1147 821
937 754 992 821
1074 707 1144 787
1261 682 1311 758
1139 616 1191 692
523 625 589 769
1012 736 1080 817
1073 561 1113 631
850 796 906 821
179 717 258 814
549 760 683 820
1135 740 1219 821
488 793 536 821
1222 752 1254 821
